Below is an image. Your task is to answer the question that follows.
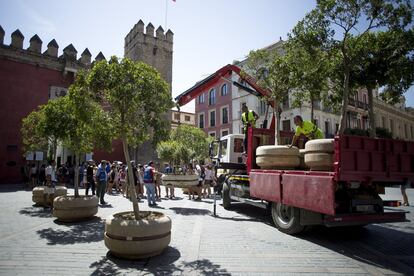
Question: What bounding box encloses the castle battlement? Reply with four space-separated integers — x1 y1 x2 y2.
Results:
0 26 106 72
124 20 173 85
124 20 173 56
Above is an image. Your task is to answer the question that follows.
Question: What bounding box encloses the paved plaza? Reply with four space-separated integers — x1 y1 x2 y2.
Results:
0 185 413 275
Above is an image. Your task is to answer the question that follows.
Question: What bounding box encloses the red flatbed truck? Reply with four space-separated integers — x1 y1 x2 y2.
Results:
176 64 413 234
218 127 413 234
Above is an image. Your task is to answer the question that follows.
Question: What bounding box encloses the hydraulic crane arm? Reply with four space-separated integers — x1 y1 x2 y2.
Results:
175 64 274 108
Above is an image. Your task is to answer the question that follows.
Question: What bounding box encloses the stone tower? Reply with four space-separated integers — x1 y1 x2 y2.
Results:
124 20 174 164
124 20 173 85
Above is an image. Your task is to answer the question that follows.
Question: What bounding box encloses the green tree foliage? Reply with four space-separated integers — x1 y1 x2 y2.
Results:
62 71 113 197
350 29 414 137
87 56 173 219
157 125 212 168
313 0 413 134
21 70 113 197
21 108 49 154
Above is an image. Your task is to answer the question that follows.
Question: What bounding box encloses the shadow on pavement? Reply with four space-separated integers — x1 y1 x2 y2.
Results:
169 207 212 216
19 206 53 218
181 259 230 276
98 204 114 208
217 203 272 225
0 184 26 193
300 224 414 275
36 217 104 245
89 246 182 275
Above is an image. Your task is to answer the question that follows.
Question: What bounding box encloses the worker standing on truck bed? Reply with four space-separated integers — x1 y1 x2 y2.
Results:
289 115 323 148
241 103 259 153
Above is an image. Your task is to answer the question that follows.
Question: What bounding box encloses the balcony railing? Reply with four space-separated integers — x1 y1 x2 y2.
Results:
348 98 369 110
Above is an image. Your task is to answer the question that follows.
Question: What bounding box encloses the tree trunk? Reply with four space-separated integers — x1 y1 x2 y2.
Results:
367 86 376 138
276 112 281 145
274 100 281 145
122 137 140 219
310 94 314 124
338 67 351 134
74 154 79 198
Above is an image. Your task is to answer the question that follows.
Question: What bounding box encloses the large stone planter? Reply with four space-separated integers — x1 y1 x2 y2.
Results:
105 211 171 259
256 146 300 169
304 139 334 171
53 195 98 222
161 174 198 188
32 186 67 206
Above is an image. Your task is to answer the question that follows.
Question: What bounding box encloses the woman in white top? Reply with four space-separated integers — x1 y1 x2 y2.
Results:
203 165 216 198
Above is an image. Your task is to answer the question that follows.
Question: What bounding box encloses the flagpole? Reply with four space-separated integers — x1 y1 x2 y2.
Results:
165 0 168 30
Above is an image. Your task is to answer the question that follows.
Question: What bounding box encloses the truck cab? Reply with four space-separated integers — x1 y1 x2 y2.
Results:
216 134 245 165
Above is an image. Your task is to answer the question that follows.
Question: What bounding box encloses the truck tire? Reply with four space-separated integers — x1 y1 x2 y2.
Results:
304 139 334 153
271 202 304 235
222 182 231 210
256 146 300 169
304 152 333 171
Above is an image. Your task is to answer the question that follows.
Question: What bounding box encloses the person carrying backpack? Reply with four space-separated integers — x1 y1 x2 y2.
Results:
143 161 157 206
95 160 108 205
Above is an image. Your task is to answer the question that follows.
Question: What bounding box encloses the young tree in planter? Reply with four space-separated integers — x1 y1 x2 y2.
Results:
286 10 332 123
170 124 212 162
63 71 113 198
245 49 294 144
312 0 413 134
21 108 50 156
157 125 212 170
88 57 173 219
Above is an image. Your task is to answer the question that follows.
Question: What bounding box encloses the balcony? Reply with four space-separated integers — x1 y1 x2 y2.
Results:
348 98 369 110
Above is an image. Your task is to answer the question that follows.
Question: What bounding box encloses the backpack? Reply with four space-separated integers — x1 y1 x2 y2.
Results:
143 167 154 183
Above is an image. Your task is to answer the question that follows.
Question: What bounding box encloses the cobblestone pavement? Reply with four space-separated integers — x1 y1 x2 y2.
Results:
0 185 413 276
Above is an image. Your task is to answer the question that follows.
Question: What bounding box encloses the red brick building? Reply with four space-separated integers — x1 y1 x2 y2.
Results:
193 77 233 138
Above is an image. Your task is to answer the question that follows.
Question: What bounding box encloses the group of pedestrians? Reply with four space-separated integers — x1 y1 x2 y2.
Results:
181 162 217 201
23 161 76 188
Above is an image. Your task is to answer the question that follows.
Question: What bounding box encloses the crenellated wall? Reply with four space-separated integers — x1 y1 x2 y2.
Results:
0 26 109 183
0 27 107 73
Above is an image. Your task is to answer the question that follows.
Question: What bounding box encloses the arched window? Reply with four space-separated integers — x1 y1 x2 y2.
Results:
209 89 216 105
221 84 228 96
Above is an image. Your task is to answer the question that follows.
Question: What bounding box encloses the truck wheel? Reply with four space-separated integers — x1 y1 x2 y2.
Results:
271 202 304 235
222 182 231 210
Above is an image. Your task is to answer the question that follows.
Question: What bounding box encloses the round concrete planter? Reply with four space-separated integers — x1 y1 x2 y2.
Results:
161 174 198 188
53 195 98 222
304 139 335 171
32 186 67 206
304 152 334 171
104 211 171 259
256 145 300 169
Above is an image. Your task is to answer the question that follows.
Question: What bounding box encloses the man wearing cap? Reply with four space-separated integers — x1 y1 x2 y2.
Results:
143 161 157 206
96 160 108 205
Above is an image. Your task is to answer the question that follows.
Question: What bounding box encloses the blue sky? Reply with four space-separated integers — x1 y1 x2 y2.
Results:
1 0 413 111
